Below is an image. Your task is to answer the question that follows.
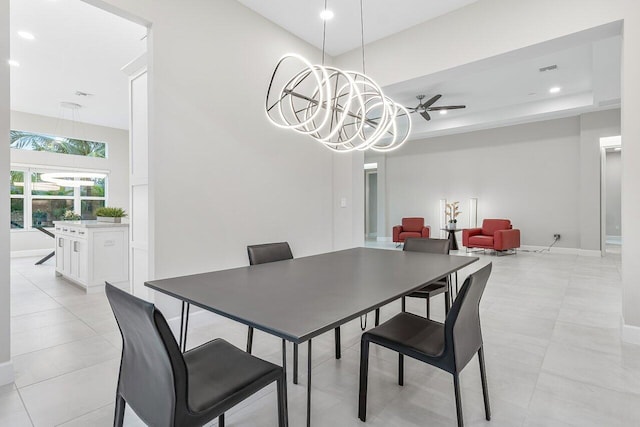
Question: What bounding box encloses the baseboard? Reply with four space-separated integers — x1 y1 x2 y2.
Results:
0 360 15 386
519 245 602 257
577 249 602 257
622 322 640 345
10 248 53 258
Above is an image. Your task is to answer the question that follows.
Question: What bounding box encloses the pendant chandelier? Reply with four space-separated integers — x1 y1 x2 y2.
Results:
265 0 411 153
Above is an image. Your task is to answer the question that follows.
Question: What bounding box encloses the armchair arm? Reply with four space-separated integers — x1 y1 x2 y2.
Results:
463 228 482 247
421 226 430 238
494 229 520 250
393 225 403 242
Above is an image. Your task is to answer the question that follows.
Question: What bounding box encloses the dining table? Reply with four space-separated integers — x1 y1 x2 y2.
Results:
145 246 479 426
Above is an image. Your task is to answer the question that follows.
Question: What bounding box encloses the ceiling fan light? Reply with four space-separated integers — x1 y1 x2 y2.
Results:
440 110 448 115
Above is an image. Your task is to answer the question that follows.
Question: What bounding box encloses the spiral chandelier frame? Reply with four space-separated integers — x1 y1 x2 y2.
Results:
265 1 411 153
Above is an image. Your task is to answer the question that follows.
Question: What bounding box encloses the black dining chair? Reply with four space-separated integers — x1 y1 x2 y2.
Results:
105 283 288 427
359 263 492 427
246 242 343 383
375 237 452 326
246 242 295 355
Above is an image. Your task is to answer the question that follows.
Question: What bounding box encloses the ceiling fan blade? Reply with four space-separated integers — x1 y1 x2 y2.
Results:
420 111 431 121
422 94 442 109
428 105 466 111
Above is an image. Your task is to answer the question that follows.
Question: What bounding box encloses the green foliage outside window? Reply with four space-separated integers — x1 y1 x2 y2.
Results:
10 130 106 158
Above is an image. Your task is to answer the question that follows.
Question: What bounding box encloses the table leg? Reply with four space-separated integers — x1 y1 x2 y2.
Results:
178 302 190 352
293 343 299 384
307 340 312 427
35 251 55 265
281 339 289 423
450 231 459 251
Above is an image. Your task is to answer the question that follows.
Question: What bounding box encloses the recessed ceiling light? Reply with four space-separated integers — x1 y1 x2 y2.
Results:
440 110 448 115
320 9 334 20
17 31 35 40
8 60 19 67
549 86 561 94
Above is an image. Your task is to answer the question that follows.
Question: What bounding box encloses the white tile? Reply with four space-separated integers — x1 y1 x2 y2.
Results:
13 335 120 387
19 359 120 427
0 385 33 427
11 318 97 357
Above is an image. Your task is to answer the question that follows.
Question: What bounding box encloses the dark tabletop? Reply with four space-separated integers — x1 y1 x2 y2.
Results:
146 247 478 343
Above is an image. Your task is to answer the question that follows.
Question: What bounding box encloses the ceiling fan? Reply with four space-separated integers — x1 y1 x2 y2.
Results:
408 94 466 121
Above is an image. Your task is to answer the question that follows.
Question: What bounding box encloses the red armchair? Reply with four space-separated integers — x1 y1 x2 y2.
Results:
463 219 520 252
393 217 430 244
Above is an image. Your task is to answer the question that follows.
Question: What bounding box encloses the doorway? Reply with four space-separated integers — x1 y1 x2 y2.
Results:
364 166 378 241
600 136 622 255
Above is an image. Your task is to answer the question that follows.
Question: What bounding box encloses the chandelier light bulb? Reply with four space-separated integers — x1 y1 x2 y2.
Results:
320 10 334 20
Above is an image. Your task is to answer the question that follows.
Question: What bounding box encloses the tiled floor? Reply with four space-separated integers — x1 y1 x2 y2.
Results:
3 246 640 426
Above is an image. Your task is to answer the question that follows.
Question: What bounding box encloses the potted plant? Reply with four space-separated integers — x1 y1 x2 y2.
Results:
445 201 461 229
33 209 47 226
95 207 127 223
62 210 81 221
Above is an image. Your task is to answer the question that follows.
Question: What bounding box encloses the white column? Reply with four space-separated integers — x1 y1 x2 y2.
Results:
0 0 14 386
621 7 640 344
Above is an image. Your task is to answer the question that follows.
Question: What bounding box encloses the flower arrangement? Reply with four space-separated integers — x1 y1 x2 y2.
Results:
62 210 81 221
445 201 461 226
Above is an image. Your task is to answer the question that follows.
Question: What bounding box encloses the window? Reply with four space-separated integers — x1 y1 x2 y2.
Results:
9 166 108 229
10 171 24 229
10 130 107 159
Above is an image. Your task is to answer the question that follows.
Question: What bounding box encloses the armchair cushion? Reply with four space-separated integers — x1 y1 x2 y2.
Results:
402 217 424 232
481 219 512 236
393 218 430 242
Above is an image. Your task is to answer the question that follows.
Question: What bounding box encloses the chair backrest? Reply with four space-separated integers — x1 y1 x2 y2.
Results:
106 283 187 426
403 237 450 254
247 242 293 265
481 219 512 236
444 263 492 371
401 217 424 232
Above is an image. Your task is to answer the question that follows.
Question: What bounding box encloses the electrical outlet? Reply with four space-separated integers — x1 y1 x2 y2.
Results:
553 234 561 240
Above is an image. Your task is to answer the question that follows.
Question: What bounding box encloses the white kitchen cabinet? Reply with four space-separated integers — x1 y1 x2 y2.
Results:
53 221 129 292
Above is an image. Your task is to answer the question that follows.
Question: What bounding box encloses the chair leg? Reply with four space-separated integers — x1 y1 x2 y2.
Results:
398 354 404 386
114 393 125 427
277 376 289 427
375 308 380 326
445 290 451 314
401 296 406 312
453 373 464 427
246 326 254 354
358 338 370 422
335 327 341 359
426 297 431 319
478 347 491 421
218 413 225 427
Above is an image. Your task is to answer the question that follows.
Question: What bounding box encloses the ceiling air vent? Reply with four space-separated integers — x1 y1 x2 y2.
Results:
539 65 558 72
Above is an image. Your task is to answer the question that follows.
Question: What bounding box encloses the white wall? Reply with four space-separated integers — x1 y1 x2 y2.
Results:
10 111 129 254
606 151 622 237
0 0 13 386
377 115 588 248
149 0 361 317
337 0 640 337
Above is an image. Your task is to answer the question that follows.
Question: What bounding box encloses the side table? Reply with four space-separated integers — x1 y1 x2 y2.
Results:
440 228 462 251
